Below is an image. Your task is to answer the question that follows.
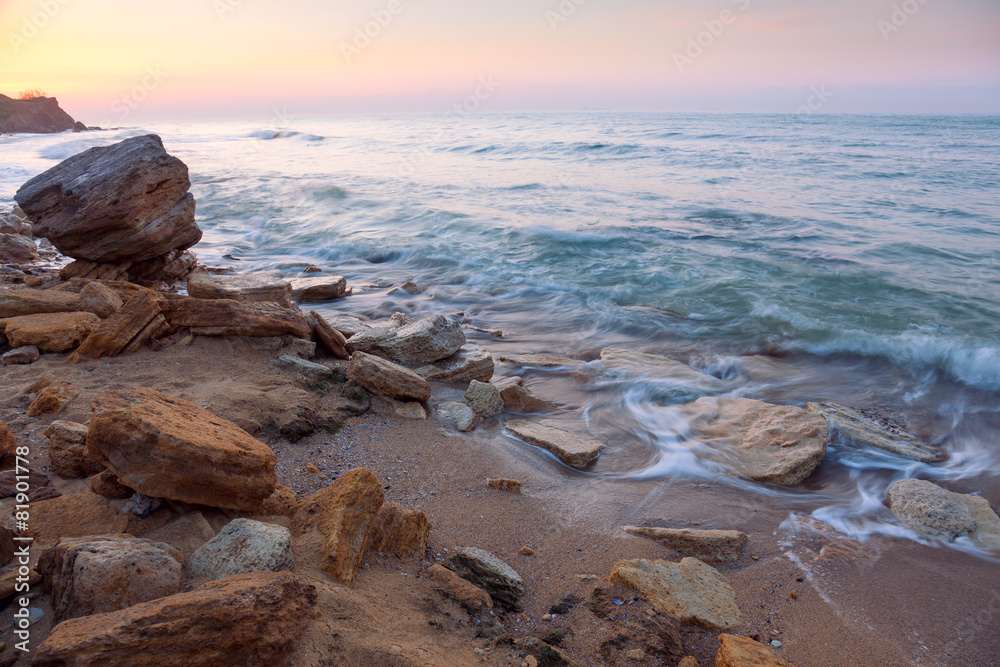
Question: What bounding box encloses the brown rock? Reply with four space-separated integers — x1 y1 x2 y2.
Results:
716 634 796 667
26 493 167 546
0 232 39 263
45 420 104 478
0 311 100 352
368 502 431 557
505 419 606 469
33 571 318 667
120 313 169 354
89 471 135 499
0 469 51 498
79 281 124 318
187 271 293 306
289 275 350 302
129 249 199 281
86 388 277 511
519 546 535 556
258 484 298 517
487 478 524 493
291 467 385 584
0 569 40 600
679 658 701 667
60 259 132 281
623 527 748 564
428 563 493 612
0 526 14 567
308 310 349 359
0 288 80 318
346 351 432 401
29 379 77 416
393 402 427 420
500 383 558 412
443 547 525 612
72 289 161 360
0 421 14 460
161 296 311 338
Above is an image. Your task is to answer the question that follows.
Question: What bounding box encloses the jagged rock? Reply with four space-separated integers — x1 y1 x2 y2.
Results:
308 310 349 359
187 518 294 581
888 478 1000 548
0 232 38 263
679 397 830 485
623 527 748 564
346 351 432 401
505 419 606 468
443 547 525 612
464 380 503 417
187 271 292 306
346 314 465 364
15 134 202 263
413 349 495 383
0 212 31 236
45 421 104 479
438 402 479 432
428 563 493 611
28 377 77 416
487 479 523 493
39 535 182 622
0 94 79 133
160 296 311 338
79 282 124 318
291 468 385 584
368 503 431 557
716 634 797 667
33 571 319 667
0 421 14 459
289 276 350 302
273 354 333 383
71 290 161 360
0 311 100 352
258 484 299 516
609 558 741 631
500 383 558 412
393 402 427 420
86 388 277 511
89 471 135 499
807 402 938 462
0 288 80 318
2 344 39 365
499 353 584 368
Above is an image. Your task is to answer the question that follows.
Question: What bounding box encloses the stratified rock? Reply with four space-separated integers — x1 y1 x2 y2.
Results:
79 282 123 318
308 310 349 359
33 571 319 667
2 344 39 365
623 527 748 564
487 479 523 493
0 421 14 459
0 311 100 352
60 259 131 282
368 503 431 557
272 354 333 383
465 380 503 417
394 402 427 420
0 288 80 318
887 478 1000 547
438 402 478 432
414 349 495 383
25 493 165 546
443 547 525 612
289 276 350 302
291 468 385 584
39 535 182 622
610 558 741 631
0 232 38 263
86 388 277 511
89 471 135 499
160 296 311 338
15 134 201 263
807 402 938 462
716 634 797 667
500 383 557 412
346 314 465 364
129 249 199 281
346 351 432 401
679 397 829 485
187 518 294 581
28 377 77 416
499 353 584 368
505 419 606 468
72 290 161 360
0 94 79 133
187 271 292 307
45 421 104 479
428 563 493 612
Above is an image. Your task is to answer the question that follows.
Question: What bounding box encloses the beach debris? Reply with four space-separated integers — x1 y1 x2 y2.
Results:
0 287 80 318
505 419 606 468
499 353 585 368
347 351 432 401
45 420 103 479
500 382 558 413
0 232 39 263
1 344 40 365
39 535 182 622
86 388 278 511
888 479 1000 548
413 348 495 383
438 402 479 432
428 563 494 611
160 295 311 338
272 354 334 383
0 311 99 352
368 502 432 557
464 379 504 417
33 572 318 666
716 634 797 667
807 402 938 462
347 313 465 364
487 478 524 493
187 270 293 306
289 275 350 302
393 402 427 420
679 397 829 486
89 470 135 500
187 518 295 582
623 527 748 564
443 547 525 612
609 558 742 631
308 310 349 359
79 281 123 317
27 376 77 416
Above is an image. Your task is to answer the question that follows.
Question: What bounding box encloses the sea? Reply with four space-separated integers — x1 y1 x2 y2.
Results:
2 112 999 556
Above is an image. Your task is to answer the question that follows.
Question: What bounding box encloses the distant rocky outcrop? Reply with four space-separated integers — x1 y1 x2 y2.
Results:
0 94 84 134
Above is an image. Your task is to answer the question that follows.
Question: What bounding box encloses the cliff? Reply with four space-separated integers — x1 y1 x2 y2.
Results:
0 94 84 134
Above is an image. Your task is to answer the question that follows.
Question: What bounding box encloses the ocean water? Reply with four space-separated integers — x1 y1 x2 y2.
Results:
2 112 999 554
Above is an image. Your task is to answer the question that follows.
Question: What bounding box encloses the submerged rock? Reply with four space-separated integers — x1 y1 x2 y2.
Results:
888 478 1000 548
414 348 495 383
499 353 584 368
600 347 726 392
499 382 558 412
444 547 525 612
624 527 748 564
505 419 606 468
346 313 465 364
807 402 938 462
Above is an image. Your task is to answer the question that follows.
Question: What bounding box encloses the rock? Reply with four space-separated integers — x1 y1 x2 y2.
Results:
346 351 432 401
278 336 316 359
887 479 1000 547
129 248 199 281
127 492 163 518
89 471 135 499
0 469 51 498
79 281 124 318
305 463 321 474
187 518 294 581
259 484 299 517
623 527 748 564
322 314 369 338
33 571 319 667
0 421 13 461
289 276 350 302
413 349 495 383
0 232 39 263
513 637 580 666
499 354 584 368
308 310 349 359
60 259 131 282
505 419 606 468
0 94 79 134
28 378 77 416
0 288 80 318
679 658 701 667
86 388 278 511
464 380 504 417
0 569 41 600
15 135 202 263
388 312 411 327
443 547 525 612
394 402 427 420
428 563 493 612
500 383 558 412
23 274 43 286
39 535 182 622
0 212 32 236
72 290 162 360
187 271 292 306
716 634 796 667
346 314 465 364
142 511 218 562
626 648 647 662
679 397 829 485
807 402 938 462
609 558 741 631
519 546 534 556
273 354 333 383
25 493 167 546
599 348 725 391
368 503 431 557
487 479 523 493
1 345 39 365
291 468 385 584
45 421 104 478
0 311 100 352
438 402 479 432
0 526 14 567
161 296 312 338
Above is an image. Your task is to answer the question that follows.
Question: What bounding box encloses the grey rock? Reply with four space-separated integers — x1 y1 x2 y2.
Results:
0 232 39 263
807 402 938 463
464 380 503 417
187 518 294 581
500 383 557 413
505 419 606 468
2 345 40 365
438 402 479 432
499 353 584 368
0 212 32 236
273 354 333 383
444 547 525 612
394 402 427 420
289 276 350 302
347 314 465 364
414 348 495 383
887 479 991 542
346 351 432 401
128 492 163 518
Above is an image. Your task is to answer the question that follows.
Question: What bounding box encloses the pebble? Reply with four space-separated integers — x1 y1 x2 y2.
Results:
771 640 782 648
626 648 647 661
306 463 321 474
519 546 535 556
542 614 554 621
23 275 42 286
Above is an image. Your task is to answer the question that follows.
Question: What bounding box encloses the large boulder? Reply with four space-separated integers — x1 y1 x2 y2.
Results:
15 134 202 263
33 571 319 667
0 311 100 352
187 518 294 581
85 388 278 511
346 314 465 364
888 479 1000 548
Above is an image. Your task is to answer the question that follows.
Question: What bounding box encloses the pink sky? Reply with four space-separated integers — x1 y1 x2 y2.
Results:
1 0 998 122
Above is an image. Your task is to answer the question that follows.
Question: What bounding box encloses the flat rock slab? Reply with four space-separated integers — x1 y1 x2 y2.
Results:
505 419 606 468
347 314 465 364
499 353 585 368
624 527 748 563
680 397 829 486
717 634 797 667
289 276 350 302
600 347 726 392
609 557 742 631
187 271 292 306
0 288 81 318
161 296 312 338
807 402 938 463
347 351 431 401
187 518 294 581
0 311 100 352
444 547 525 612
414 348 495 383
273 354 333 383
888 478 1000 548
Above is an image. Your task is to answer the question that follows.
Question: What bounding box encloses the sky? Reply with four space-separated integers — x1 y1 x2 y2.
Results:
0 0 998 122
